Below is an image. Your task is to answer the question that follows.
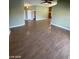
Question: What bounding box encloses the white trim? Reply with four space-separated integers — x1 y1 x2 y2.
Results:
36 18 48 21
9 23 25 28
25 18 48 21
51 23 70 31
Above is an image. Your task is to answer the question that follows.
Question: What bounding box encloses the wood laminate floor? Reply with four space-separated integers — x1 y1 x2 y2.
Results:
9 20 70 59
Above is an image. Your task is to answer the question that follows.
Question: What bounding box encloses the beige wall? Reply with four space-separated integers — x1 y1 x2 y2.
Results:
36 6 48 20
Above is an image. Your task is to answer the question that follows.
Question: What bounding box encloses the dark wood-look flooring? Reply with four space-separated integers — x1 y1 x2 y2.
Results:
9 20 70 59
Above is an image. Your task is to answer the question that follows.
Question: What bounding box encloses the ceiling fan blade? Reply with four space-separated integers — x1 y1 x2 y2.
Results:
41 0 53 1
41 0 55 4
41 1 52 4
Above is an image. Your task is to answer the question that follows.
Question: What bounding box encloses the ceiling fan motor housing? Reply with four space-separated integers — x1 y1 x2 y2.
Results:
41 0 55 4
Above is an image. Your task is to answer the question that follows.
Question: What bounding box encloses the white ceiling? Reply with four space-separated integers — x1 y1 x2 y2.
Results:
24 0 42 4
24 0 57 7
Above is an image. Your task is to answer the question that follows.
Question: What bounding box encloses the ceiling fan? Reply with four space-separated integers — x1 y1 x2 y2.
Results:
41 0 54 4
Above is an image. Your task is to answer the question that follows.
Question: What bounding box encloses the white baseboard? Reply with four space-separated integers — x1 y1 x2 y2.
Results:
51 23 70 31
36 18 48 21
9 23 25 28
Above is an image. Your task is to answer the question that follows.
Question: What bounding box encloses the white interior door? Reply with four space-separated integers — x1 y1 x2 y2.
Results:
27 10 33 20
